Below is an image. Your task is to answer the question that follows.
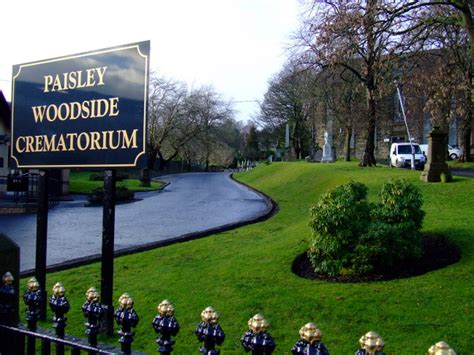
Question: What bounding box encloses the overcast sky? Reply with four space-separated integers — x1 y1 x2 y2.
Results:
0 0 301 123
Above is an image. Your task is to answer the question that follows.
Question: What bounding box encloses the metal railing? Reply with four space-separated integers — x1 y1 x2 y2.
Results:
0 272 460 354
4 172 60 207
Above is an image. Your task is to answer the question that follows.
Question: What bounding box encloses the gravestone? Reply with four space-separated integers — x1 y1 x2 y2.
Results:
321 131 335 163
0 234 19 325
274 148 282 161
421 127 452 182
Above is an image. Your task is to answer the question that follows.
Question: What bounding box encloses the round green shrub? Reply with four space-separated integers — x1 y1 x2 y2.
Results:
89 173 103 181
308 181 370 276
87 186 134 204
308 179 424 276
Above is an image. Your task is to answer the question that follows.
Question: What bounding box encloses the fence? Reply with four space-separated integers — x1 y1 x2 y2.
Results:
4 172 60 207
0 272 458 355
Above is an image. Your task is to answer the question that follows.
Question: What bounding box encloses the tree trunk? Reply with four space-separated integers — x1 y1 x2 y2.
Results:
360 86 377 167
459 114 472 162
146 149 158 170
459 1 473 161
157 151 165 171
360 0 377 167
344 126 352 161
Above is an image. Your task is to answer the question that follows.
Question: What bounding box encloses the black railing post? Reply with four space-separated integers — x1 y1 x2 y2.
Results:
152 300 180 354
241 314 276 355
195 306 225 354
114 293 139 354
291 323 329 355
101 169 116 336
23 277 42 355
82 287 104 348
36 170 49 320
49 282 70 354
0 272 16 326
355 331 385 355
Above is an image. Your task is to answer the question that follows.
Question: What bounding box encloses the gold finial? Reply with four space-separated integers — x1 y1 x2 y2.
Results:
428 341 456 355
52 282 65 297
157 300 175 317
85 287 99 302
299 323 322 345
118 293 134 309
27 277 40 291
248 314 269 334
201 306 219 324
3 272 14 285
359 331 384 354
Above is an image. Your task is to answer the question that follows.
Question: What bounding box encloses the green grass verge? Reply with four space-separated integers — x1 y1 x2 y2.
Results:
448 160 474 170
23 162 473 353
69 170 162 194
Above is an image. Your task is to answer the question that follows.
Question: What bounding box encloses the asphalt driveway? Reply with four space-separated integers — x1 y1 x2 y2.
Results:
0 172 272 273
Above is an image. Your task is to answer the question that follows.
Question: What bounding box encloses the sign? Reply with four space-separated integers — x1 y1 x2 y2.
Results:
7 174 28 192
11 41 150 168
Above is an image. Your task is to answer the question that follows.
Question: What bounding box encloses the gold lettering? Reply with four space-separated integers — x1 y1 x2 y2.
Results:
43 67 108 93
70 102 81 120
96 67 107 85
15 136 26 153
76 70 86 89
52 75 63 92
77 132 90 151
109 97 119 117
96 99 109 118
66 133 78 151
32 105 47 123
68 71 77 90
89 131 102 150
46 105 58 122
26 136 34 153
56 135 66 151
34 135 43 152
86 68 96 87
81 100 91 119
90 100 97 118
108 131 120 150
122 129 138 149
58 103 70 121
43 75 53 93
43 135 57 151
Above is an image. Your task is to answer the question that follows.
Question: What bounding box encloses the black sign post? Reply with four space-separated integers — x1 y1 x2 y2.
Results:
11 41 150 335
101 169 116 335
35 170 49 320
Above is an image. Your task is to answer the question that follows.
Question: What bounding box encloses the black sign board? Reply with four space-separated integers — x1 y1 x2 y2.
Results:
7 174 28 192
11 41 149 168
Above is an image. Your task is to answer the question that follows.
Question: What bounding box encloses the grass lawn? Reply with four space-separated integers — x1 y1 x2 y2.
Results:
69 170 162 194
23 162 473 353
449 160 474 170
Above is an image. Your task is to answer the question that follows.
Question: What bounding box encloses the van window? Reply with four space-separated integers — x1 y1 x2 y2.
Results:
398 145 421 154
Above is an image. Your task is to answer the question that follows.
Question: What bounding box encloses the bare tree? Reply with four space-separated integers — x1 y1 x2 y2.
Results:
258 60 313 159
297 1 410 166
391 1 473 160
147 75 201 170
317 68 366 161
186 86 235 171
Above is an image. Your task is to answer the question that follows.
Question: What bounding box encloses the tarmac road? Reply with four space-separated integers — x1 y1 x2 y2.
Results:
0 172 272 273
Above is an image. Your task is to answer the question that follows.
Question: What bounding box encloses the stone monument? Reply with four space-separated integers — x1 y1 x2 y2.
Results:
421 127 452 182
321 131 335 163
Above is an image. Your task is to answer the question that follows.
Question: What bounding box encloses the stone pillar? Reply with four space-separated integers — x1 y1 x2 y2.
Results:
0 234 20 325
61 169 70 196
421 127 452 182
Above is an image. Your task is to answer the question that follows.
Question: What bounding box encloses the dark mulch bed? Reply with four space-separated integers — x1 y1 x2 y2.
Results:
292 234 461 283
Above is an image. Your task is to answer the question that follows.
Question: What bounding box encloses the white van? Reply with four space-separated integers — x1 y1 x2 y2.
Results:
389 142 426 169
